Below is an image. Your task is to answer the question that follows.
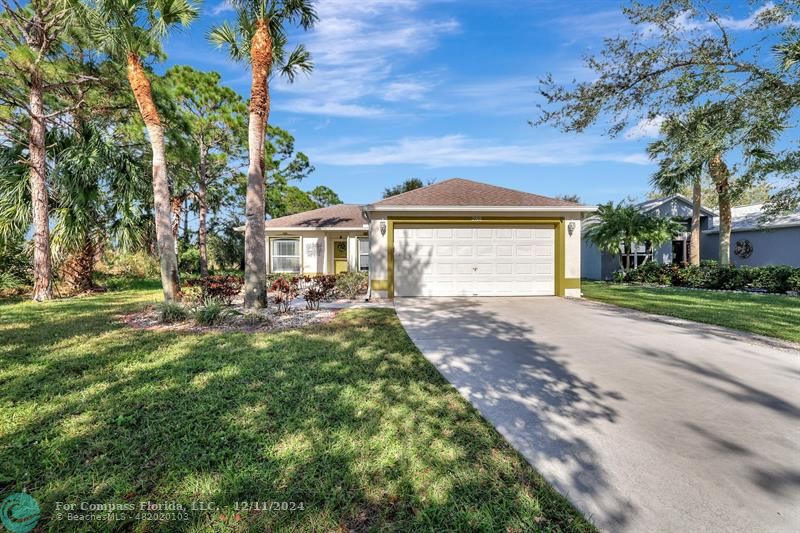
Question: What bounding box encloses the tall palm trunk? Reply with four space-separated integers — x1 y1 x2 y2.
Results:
243 18 272 308
29 70 53 301
198 147 209 277
689 176 701 265
126 52 180 301
709 154 732 266
171 195 183 247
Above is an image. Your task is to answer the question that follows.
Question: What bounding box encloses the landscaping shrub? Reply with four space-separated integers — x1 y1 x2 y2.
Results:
271 276 300 313
335 271 368 299
0 271 27 292
179 246 201 274
612 262 800 294
184 275 243 305
0 235 31 290
750 265 795 294
156 301 188 323
789 271 800 292
98 250 159 279
303 275 337 310
192 299 232 326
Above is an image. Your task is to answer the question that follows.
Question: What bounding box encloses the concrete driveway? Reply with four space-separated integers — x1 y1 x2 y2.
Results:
394 297 800 532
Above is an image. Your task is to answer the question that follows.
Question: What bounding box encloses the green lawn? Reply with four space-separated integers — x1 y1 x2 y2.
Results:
582 281 800 343
0 284 592 532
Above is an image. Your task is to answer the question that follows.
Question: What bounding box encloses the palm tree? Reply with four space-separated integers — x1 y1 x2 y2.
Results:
83 0 197 301
209 0 316 309
648 114 705 265
585 201 682 272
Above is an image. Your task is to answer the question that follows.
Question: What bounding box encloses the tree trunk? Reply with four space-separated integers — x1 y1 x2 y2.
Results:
709 154 732 266
183 197 189 247
243 19 273 309
29 70 53 301
126 52 180 301
690 176 702 266
198 152 209 277
171 195 182 248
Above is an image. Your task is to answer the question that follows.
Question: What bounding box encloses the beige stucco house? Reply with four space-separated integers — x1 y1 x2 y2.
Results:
261 178 596 298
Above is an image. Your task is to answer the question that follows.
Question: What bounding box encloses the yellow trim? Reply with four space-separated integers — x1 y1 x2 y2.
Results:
563 278 581 289
386 217 566 298
370 279 389 291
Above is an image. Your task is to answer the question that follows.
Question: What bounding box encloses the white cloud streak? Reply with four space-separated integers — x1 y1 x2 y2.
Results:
274 0 458 118
624 116 665 140
313 134 651 167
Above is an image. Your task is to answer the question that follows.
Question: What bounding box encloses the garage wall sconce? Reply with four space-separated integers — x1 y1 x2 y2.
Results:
567 221 576 236
380 221 387 236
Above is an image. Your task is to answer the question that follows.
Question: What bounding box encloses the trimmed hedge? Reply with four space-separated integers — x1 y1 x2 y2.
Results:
613 261 800 294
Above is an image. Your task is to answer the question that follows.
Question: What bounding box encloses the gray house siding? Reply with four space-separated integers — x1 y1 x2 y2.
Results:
581 240 621 280
701 226 800 267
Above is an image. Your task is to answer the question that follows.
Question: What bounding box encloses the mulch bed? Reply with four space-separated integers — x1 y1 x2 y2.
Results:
120 303 337 333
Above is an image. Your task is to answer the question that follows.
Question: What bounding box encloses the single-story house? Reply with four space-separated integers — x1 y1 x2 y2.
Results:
582 196 800 280
701 204 800 267
258 178 596 298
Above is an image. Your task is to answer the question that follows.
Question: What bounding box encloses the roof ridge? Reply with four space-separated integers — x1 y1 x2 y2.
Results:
374 177 582 206
372 178 457 204
454 178 583 206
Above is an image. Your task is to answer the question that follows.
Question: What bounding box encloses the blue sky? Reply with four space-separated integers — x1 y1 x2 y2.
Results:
158 0 787 206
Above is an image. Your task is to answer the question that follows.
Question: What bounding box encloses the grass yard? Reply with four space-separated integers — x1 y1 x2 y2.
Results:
0 283 592 532
582 281 800 344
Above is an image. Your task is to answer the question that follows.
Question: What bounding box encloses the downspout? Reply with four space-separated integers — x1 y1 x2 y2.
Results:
363 206 372 301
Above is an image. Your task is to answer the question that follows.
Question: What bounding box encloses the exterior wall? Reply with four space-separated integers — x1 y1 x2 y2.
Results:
701 227 800 267
366 209 586 298
564 214 582 297
368 217 390 298
580 240 619 280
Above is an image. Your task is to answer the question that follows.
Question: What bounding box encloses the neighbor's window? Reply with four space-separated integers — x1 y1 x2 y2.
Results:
358 237 370 272
271 238 301 273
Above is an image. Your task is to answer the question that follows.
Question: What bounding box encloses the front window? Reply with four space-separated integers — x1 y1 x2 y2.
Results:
271 238 301 273
358 237 370 272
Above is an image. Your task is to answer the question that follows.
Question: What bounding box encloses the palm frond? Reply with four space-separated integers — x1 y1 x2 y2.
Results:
208 21 247 61
278 43 312 83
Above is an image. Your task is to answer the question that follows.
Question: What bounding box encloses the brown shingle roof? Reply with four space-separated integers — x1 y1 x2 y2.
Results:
373 178 583 207
264 204 365 229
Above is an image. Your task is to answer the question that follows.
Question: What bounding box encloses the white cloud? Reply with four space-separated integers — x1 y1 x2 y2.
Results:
312 134 651 167
273 0 458 117
209 1 233 16
718 2 781 30
276 99 386 118
624 116 665 140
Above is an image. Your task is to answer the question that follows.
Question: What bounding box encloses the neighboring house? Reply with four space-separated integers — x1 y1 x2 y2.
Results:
582 197 800 279
257 178 596 298
582 195 716 280
701 204 800 267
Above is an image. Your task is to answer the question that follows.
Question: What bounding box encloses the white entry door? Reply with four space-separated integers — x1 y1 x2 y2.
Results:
394 225 555 297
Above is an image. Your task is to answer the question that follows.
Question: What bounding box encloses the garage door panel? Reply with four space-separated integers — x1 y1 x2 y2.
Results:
394 224 555 297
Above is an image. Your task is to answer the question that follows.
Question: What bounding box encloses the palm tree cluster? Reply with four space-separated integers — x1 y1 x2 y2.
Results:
584 202 685 272
0 0 318 307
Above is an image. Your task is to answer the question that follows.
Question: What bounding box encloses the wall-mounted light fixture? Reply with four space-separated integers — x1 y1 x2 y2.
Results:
567 221 576 236
380 220 387 236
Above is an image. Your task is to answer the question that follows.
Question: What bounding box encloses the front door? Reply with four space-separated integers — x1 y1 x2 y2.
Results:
334 240 348 274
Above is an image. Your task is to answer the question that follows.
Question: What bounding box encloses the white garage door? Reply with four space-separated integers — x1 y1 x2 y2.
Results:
394 225 555 297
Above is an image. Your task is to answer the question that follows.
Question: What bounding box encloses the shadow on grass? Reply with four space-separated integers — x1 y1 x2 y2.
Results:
0 291 594 531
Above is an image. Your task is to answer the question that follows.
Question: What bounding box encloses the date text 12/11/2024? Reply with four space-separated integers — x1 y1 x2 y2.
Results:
53 501 305 514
